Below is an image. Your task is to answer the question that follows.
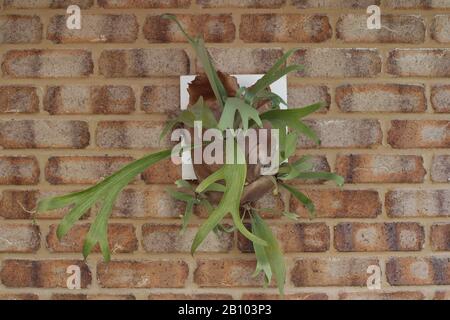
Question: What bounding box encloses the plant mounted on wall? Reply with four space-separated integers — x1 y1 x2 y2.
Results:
37 15 343 295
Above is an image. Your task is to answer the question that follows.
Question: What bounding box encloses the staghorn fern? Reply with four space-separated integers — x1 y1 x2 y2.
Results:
37 14 344 296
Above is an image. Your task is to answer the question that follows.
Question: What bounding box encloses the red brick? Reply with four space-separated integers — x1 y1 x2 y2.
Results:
52 294 135 300
292 0 379 8
99 49 189 78
148 293 232 300
97 260 189 288
337 14 425 44
385 0 450 9
37 190 91 220
46 223 137 253
2 50 93 78
0 15 42 44
142 159 181 184
44 85 135 115
0 86 39 114
289 49 381 78
434 291 450 300
112 188 185 219
238 223 329 253
388 49 450 77
0 190 38 219
141 84 179 114
431 155 450 182
290 189 381 218
336 84 426 113
431 223 450 251
388 120 449 148
288 85 330 113
0 157 39 185
0 224 40 253
1 260 91 288
386 257 450 285
241 293 328 300
292 257 379 287
48 14 138 44
431 15 450 43
336 154 426 183
250 192 285 219
142 223 233 253
431 85 450 113
194 259 267 288
45 156 133 185
334 222 424 252
0 294 39 300
240 14 331 43
98 0 190 8
0 120 90 149
386 189 450 217
198 0 285 8
96 121 170 149
4 0 93 8
298 119 382 148
339 291 424 300
198 48 283 74
144 14 235 43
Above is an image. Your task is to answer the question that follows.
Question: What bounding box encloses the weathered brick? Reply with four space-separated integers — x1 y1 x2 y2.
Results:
99 0 190 8
198 0 285 8
141 84 179 114
431 85 450 113
0 120 90 149
96 121 170 149
198 48 283 74
97 260 189 288
289 49 381 78
385 0 450 9
431 155 450 183
431 15 450 43
292 0 379 8
288 85 330 112
288 155 330 185
52 294 135 300
250 192 285 219
291 189 381 218
388 49 450 77
388 120 449 148
435 291 450 300
297 119 382 148
112 188 185 218
46 223 137 253
1 260 91 288
195 259 267 287
2 50 93 78
386 257 450 285
334 222 425 252
292 258 379 287
0 15 42 44
48 14 138 44
44 85 135 115
337 14 425 44
238 223 329 253
99 49 189 78
0 190 38 219
142 223 233 253
144 14 235 43
0 294 39 300
431 223 450 251
148 293 232 300
45 156 133 185
0 86 39 114
339 291 424 300
241 293 328 300
336 154 426 183
386 189 450 217
0 157 39 185
336 84 426 113
4 0 93 8
0 224 40 253
142 159 181 184
240 14 331 43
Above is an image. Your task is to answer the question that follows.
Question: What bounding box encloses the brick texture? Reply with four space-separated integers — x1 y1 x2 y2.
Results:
0 2 449 300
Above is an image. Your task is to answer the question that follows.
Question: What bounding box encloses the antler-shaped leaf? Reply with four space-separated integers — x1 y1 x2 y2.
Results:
218 97 262 131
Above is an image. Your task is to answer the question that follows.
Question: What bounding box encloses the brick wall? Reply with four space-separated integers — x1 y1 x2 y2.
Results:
0 0 449 300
